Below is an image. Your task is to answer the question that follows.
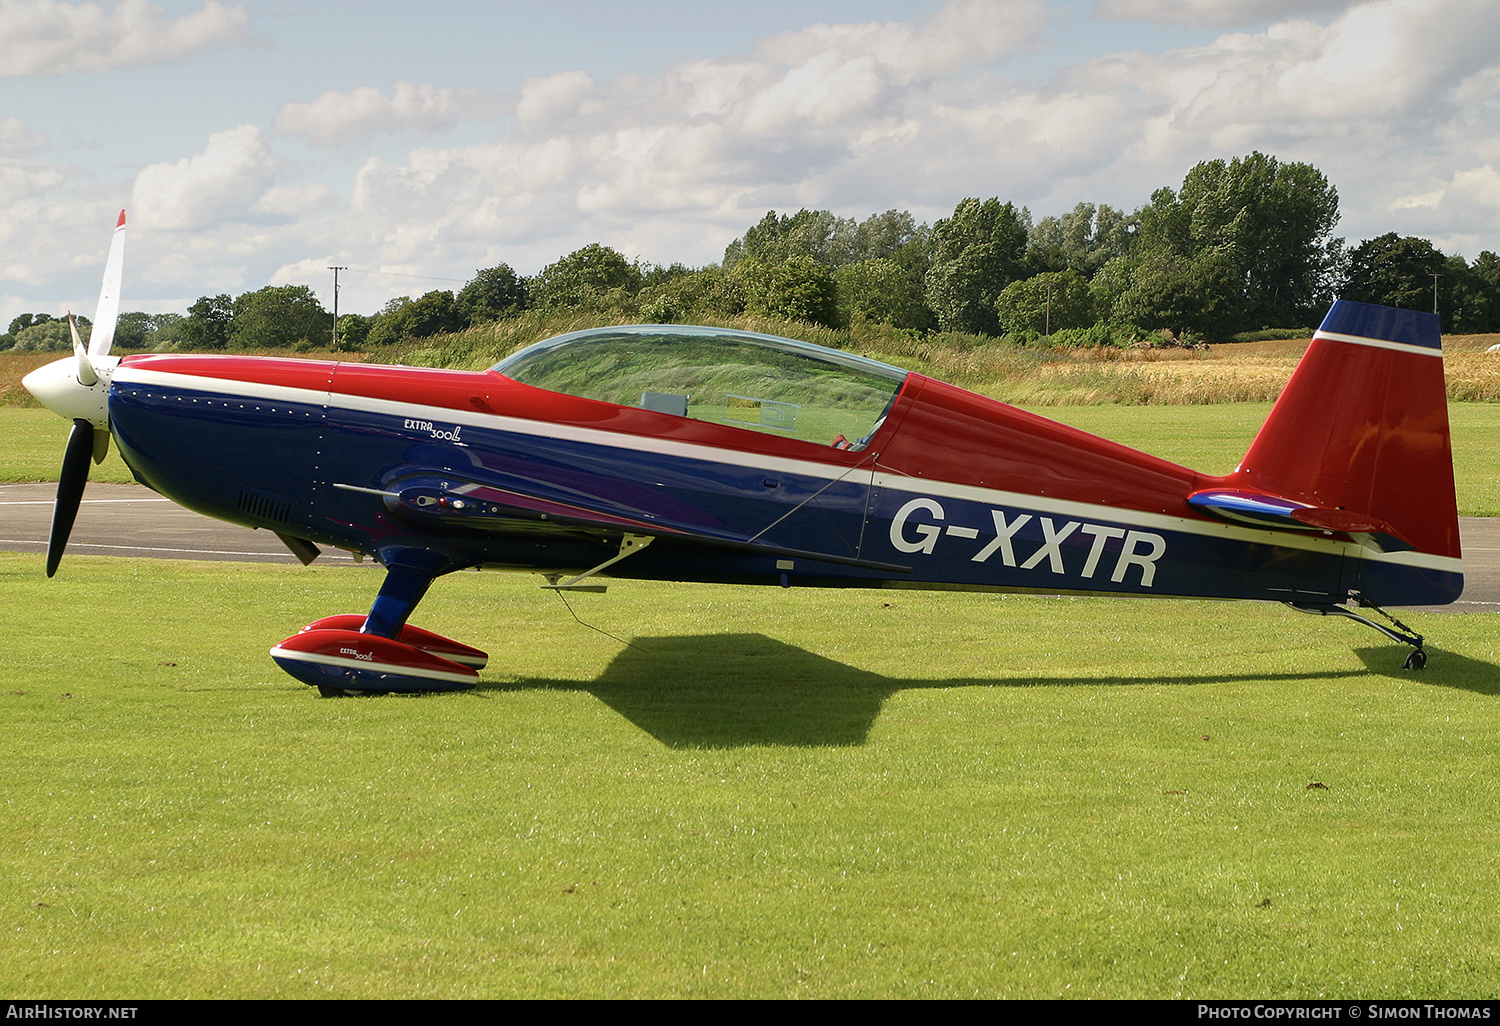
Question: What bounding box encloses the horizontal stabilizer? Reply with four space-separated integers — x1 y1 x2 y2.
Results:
1187 488 1413 552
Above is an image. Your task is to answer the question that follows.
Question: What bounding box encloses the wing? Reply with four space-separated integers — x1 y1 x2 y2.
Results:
346 474 912 574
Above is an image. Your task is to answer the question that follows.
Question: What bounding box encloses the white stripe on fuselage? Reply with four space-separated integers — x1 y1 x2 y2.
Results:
114 366 1463 574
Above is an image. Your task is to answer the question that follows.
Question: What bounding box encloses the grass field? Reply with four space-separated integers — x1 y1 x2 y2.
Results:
2 555 1498 998
4 339 1499 998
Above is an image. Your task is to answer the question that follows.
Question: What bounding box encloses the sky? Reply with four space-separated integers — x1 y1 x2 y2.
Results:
2 0 1498 322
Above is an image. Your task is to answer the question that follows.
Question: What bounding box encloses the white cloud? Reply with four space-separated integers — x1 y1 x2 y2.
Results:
757 0 1046 83
1391 165 1500 238
12 0 1500 314
0 117 45 155
251 183 332 220
0 0 249 76
274 82 508 146
0 194 130 291
332 0 1055 273
514 71 598 129
0 159 67 205
1027 0 1500 214
130 124 280 230
1092 0 1361 29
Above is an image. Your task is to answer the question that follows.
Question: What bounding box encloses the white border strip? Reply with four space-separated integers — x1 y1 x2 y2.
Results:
1314 330 1441 357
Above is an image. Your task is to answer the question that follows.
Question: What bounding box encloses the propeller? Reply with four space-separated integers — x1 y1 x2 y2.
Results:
49 420 96 576
22 210 126 577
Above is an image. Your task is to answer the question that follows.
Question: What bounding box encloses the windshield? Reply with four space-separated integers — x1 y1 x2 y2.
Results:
491 326 908 449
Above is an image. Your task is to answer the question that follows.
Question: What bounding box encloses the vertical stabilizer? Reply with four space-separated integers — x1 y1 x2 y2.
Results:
1228 300 1459 561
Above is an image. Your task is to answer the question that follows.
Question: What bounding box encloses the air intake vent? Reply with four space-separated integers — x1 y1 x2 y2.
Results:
238 490 292 524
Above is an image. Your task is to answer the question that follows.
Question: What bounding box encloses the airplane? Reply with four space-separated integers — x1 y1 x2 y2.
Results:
23 212 1462 695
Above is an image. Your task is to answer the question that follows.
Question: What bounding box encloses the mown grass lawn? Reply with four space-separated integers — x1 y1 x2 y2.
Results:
2 555 1498 998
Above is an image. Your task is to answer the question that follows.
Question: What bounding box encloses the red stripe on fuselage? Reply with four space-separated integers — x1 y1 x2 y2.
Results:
876 377 1201 518
121 353 343 392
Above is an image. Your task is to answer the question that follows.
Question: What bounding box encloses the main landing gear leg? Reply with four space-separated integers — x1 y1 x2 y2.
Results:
1288 601 1427 669
269 549 488 695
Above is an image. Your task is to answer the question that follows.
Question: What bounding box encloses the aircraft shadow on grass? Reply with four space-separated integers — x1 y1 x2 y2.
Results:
481 632 1437 749
1353 646 1500 694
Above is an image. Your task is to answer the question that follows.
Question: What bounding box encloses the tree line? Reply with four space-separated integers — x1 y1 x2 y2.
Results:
6 151 1499 355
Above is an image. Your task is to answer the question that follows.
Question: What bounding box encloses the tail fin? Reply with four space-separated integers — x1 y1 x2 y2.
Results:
1225 300 1459 562
1190 300 1461 604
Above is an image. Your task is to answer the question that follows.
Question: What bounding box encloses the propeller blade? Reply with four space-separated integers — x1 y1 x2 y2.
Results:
87 210 126 359
47 419 96 578
69 312 97 387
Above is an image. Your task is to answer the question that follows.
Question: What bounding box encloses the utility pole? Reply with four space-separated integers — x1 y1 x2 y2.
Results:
1430 272 1441 316
329 266 347 350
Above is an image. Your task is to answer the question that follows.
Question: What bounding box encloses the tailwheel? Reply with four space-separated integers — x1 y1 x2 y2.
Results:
1287 601 1428 669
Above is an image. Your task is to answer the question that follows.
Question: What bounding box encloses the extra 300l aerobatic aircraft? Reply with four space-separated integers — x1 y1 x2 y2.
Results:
25 213 1462 694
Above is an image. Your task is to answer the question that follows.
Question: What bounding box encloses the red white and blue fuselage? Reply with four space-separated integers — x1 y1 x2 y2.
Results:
31 291 1463 693
107 307 1460 603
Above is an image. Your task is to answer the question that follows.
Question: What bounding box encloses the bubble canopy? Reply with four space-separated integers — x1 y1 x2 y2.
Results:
490 325 909 449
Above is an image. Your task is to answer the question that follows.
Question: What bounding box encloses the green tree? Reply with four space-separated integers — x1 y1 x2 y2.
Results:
733 255 842 328
1344 237 1500 333
924 198 1031 335
5 313 54 351
724 208 928 270
637 267 743 324
333 313 372 352
1028 203 1135 277
114 311 156 349
456 264 528 325
1342 234 1446 314
402 290 462 338
995 271 1094 336
531 244 641 309
724 209 846 269
846 209 927 264
13 318 86 352
183 294 234 350
1133 152 1341 329
1109 249 1242 339
231 285 332 349
365 296 414 348
146 313 187 350
836 257 933 330
1466 251 1500 333
8 313 52 336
